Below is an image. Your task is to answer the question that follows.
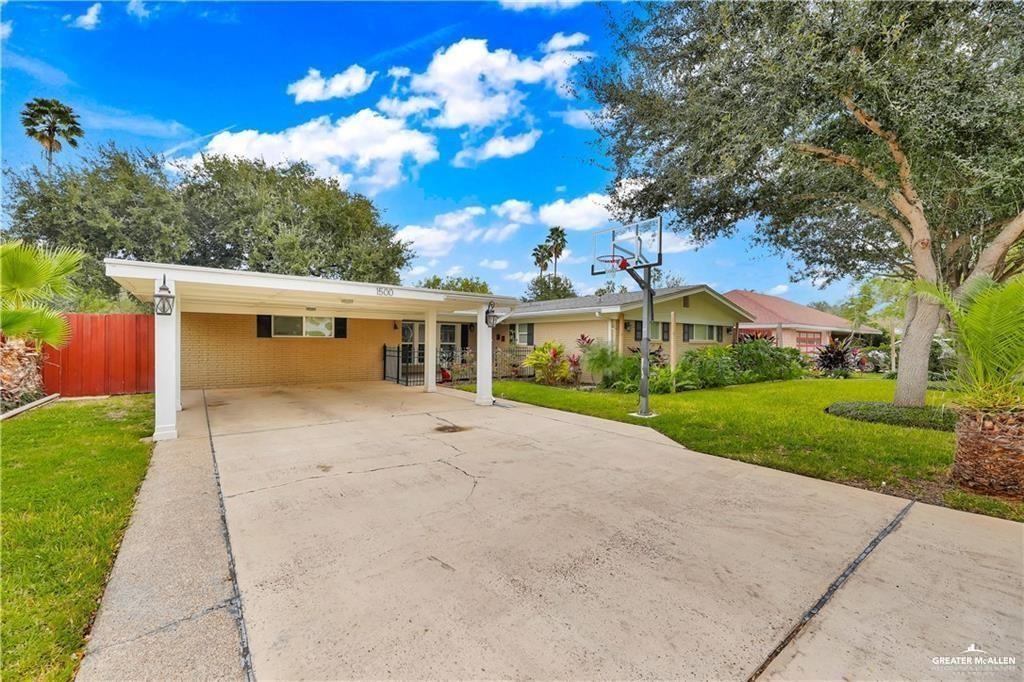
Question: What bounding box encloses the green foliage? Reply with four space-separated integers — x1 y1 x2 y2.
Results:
531 243 551 277
2 395 152 680
20 98 83 171
816 338 856 378
586 3 1024 289
416 275 491 293
678 345 736 388
546 226 567 277
916 276 1024 411
521 274 577 302
522 341 571 386
4 146 413 304
0 240 84 347
593 279 629 296
731 339 806 382
826 401 956 432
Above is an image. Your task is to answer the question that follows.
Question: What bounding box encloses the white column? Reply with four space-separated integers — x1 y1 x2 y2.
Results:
475 305 493 406
424 308 437 392
669 310 678 366
153 278 179 441
174 298 182 411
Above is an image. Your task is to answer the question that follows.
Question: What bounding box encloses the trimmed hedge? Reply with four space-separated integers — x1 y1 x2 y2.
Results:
825 401 956 432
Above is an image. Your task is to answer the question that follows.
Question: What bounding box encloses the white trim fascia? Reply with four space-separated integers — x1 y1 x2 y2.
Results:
104 259 517 306
737 322 882 334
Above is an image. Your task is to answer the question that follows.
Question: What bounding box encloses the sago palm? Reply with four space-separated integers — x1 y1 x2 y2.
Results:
20 98 84 172
916 276 1024 411
0 240 84 347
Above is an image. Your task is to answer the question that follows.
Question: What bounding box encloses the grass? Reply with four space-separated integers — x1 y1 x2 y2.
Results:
480 377 1022 522
1 395 153 681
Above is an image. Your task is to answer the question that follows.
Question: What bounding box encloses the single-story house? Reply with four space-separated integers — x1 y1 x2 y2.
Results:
722 289 881 353
105 259 518 442
497 285 755 368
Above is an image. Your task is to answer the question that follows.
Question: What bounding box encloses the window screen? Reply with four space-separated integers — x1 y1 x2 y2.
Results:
272 316 303 337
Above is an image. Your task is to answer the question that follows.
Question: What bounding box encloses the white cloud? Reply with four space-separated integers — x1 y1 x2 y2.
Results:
287 65 377 103
394 205 521 259
538 192 610 230
1 20 11 41
445 265 464 276
67 3 101 30
499 0 585 11
453 129 541 167
126 0 149 19
660 233 698 254
481 223 521 243
541 31 588 53
480 259 509 270
555 185 567 193
376 95 437 118
766 284 790 296
491 199 534 224
79 105 190 139
504 271 536 283
558 248 589 265
434 206 486 229
405 37 593 129
182 110 438 193
406 265 429 277
388 66 411 79
554 108 594 129
3 53 70 85
394 225 462 259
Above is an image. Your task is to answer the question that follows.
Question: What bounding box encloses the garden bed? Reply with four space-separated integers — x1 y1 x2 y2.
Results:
824 401 957 432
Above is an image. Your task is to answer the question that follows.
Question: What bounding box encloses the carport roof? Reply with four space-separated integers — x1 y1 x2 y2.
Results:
105 259 518 318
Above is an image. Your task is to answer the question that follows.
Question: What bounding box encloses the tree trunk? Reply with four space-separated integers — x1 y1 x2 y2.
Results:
893 294 942 406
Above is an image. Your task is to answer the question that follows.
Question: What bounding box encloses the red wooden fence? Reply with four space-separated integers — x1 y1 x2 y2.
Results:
42 314 155 397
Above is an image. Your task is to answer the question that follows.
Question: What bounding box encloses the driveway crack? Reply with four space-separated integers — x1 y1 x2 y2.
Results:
436 459 482 501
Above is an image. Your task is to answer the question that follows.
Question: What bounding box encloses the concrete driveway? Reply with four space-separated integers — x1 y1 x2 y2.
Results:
185 382 1020 680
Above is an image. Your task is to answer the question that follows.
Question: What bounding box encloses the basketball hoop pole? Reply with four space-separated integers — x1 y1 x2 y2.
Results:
624 264 655 418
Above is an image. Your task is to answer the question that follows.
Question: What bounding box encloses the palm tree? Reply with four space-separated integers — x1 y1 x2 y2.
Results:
916 275 1024 496
532 243 551 278
546 226 567 278
20 98 84 173
0 240 84 347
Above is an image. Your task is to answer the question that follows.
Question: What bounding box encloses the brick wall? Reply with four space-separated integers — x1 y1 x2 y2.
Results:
181 312 401 389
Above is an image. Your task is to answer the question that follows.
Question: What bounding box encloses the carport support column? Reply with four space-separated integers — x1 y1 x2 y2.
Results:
475 305 493 406
424 309 437 393
153 278 179 441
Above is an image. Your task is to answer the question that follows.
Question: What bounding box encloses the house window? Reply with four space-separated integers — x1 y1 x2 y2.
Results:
716 325 724 342
662 323 670 342
440 324 457 361
271 315 333 338
683 323 693 342
511 323 533 346
796 331 823 353
635 321 643 341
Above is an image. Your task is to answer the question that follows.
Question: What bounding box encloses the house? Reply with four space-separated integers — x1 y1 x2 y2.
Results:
723 289 881 353
105 259 519 442
497 285 755 367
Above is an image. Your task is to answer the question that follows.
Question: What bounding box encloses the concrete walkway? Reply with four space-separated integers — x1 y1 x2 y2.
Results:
81 382 1023 680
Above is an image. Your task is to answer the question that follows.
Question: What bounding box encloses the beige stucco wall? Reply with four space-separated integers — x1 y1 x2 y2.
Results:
181 312 401 389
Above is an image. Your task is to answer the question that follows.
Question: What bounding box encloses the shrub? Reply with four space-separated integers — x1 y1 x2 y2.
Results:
825 401 956 432
522 341 570 386
816 338 855 378
730 339 805 382
583 343 624 388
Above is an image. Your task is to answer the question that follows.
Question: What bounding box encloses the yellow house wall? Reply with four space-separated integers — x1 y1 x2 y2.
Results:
181 312 400 389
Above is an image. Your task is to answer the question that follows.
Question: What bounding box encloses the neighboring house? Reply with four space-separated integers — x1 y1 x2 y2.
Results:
723 289 881 353
497 285 755 372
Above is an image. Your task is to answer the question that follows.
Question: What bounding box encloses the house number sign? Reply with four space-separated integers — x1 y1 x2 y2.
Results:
376 286 394 296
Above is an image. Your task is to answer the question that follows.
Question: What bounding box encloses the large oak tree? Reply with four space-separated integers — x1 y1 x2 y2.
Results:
586 1 1024 405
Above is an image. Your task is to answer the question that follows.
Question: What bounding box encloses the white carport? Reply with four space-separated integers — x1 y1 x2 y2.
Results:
105 259 517 441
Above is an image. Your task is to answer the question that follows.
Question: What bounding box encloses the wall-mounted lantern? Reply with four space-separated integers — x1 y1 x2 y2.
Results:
153 275 175 316
484 301 498 328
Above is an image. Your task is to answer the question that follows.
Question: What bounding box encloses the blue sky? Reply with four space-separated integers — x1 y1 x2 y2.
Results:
1 0 852 303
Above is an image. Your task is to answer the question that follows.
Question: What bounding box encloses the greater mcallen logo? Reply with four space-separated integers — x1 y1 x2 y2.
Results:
932 644 1018 673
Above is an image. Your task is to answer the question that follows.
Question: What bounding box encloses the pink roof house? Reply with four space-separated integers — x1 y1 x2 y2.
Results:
723 290 881 354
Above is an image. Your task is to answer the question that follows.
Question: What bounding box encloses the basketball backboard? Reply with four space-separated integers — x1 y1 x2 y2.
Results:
590 216 663 276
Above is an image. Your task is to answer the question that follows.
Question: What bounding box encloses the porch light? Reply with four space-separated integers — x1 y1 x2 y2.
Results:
153 275 175 316
484 301 498 328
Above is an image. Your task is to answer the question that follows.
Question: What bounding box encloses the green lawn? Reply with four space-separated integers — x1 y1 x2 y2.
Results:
2 395 153 681
484 377 1022 522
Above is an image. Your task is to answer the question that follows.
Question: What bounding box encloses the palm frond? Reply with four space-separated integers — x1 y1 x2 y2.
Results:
0 307 71 347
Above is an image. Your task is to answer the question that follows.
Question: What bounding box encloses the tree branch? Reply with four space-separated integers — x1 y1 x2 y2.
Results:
854 200 914 251
964 208 1024 287
791 142 889 191
840 95 921 207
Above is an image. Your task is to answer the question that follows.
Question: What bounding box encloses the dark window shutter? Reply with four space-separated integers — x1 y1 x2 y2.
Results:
334 317 348 338
683 323 692 342
526 323 534 346
662 323 670 342
682 296 690 308
256 315 272 338
635 321 642 341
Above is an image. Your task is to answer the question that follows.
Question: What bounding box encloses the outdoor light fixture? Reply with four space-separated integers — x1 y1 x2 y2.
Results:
484 301 498 328
153 275 175 316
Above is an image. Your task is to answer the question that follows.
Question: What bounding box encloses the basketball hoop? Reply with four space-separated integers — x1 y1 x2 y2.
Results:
597 254 629 271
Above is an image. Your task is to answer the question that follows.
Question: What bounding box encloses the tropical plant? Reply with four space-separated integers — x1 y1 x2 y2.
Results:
20 98 84 172
0 240 84 347
678 345 737 388
916 275 1024 497
586 2 1024 408
730 339 805 382
815 338 856 378
567 352 583 388
522 341 571 386
532 243 552 278
417 275 491 293
546 226 567 277
738 331 776 345
521 274 577 302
